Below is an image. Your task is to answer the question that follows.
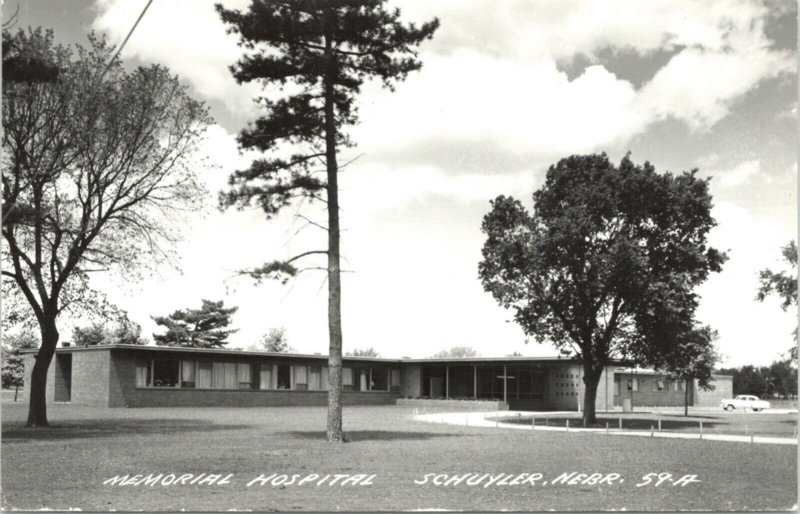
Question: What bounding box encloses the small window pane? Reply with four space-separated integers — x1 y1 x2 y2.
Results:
212 362 225 389
238 363 252 389
153 359 179 387
309 366 321 390
259 364 272 390
181 361 196 388
135 359 149 387
224 362 237 389
197 362 212 388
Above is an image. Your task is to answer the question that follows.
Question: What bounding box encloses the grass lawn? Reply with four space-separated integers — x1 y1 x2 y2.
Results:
1 401 796 511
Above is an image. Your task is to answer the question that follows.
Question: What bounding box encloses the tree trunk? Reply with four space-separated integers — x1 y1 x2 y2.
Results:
684 378 689 417
581 364 602 427
14 383 19 402
26 318 59 427
323 22 344 443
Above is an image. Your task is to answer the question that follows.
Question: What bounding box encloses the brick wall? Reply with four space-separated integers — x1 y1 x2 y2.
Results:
71 350 111 406
695 375 732 407
120 388 398 408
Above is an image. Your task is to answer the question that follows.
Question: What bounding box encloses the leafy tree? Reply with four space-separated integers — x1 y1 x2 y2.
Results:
1 332 38 400
431 346 479 359
71 318 148 347
249 327 294 353
71 324 106 347
217 0 438 442
2 29 210 426
479 153 726 426
768 359 797 399
718 365 769 397
657 325 719 416
757 240 798 342
347 347 380 357
153 300 238 348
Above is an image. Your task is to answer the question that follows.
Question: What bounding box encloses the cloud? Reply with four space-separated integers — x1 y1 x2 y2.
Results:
92 0 259 117
715 160 767 188
94 0 792 155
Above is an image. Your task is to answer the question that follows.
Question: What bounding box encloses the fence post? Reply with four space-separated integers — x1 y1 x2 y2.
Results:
658 419 661 432
531 417 535 430
699 421 703 440
606 422 609 435
650 425 654 438
619 418 622 430
566 419 570 432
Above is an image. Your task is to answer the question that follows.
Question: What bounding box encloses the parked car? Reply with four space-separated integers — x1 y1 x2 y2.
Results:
720 395 771 412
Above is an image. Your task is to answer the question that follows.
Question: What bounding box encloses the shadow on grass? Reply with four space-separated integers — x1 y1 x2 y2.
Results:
2 419 250 441
280 430 465 442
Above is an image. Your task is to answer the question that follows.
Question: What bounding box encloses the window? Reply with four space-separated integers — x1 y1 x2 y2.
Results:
197 362 212 388
181 361 196 388
309 366 321 390
657 380 664 392
212 362 226 388
294 365 308 390
238 363 252 389
320 366 329 391
277 364 291 389
626 378 638 392
614 377 621 396
152 359 179 387
135 359 150 387
259 364 273 390
342 367 353 391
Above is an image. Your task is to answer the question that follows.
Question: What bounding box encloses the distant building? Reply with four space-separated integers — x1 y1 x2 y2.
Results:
20 345 731 410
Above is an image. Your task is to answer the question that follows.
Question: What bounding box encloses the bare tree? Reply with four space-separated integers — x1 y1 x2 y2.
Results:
2 29 211 426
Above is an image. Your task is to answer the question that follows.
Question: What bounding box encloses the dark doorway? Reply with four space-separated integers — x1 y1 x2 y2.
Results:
54 353 72 402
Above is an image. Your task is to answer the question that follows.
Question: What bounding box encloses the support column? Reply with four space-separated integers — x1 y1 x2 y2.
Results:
445 365 449 399
473 364 477 399
503 364 507 403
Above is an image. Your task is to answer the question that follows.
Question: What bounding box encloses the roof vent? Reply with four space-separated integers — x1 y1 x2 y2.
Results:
62 341 71 347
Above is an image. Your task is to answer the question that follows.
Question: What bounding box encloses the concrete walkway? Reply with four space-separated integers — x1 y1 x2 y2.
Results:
413 410 798 446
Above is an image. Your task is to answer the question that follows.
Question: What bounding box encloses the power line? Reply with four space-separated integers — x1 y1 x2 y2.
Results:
100 0 155 79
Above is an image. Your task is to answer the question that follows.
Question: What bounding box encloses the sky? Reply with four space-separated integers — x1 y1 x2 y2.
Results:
9 0 798 366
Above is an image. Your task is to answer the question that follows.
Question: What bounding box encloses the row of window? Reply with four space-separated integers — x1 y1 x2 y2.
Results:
613 377 684 395
135 359 401 392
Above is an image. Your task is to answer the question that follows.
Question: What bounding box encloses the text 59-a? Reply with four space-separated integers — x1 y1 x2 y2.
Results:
636 473 700 487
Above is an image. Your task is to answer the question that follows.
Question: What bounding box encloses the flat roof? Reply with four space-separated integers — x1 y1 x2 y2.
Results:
20 344 630 365
20 344 399 362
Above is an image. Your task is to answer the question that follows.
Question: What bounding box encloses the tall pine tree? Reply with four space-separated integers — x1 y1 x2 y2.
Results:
152 300 238 348
216 0 438 442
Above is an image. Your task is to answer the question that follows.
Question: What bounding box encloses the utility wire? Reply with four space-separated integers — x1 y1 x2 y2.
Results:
100 0 155 79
